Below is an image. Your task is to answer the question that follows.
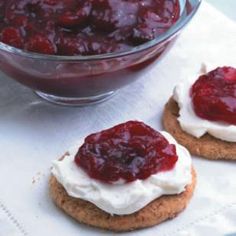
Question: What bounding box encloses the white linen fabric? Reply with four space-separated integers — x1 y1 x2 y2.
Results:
0 2 235 236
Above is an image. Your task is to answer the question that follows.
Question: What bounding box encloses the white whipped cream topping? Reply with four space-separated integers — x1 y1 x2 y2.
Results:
52 131 192 215
173 66 236 142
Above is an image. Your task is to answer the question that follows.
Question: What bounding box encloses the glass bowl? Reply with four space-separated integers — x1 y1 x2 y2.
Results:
0 0 201 106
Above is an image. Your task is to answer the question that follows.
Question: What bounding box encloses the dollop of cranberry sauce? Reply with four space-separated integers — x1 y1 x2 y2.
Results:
0 0 180 55
191 67 236 125
74 121 178 184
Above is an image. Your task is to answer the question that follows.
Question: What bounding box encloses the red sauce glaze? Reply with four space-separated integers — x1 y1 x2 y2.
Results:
0 0 180 55
191 67 236 125
74 121 178 183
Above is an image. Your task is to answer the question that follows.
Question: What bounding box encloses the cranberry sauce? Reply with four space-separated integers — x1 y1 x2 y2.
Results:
74 121 178 183
0 0 180 55
191 67 236 125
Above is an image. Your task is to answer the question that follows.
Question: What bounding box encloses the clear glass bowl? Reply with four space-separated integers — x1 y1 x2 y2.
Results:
0 0 201 106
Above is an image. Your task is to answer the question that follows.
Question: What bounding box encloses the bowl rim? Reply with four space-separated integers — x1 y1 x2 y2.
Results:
0 0 202 61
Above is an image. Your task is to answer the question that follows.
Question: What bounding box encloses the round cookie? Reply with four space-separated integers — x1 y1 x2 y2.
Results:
49 168 196 232
163 97 236 160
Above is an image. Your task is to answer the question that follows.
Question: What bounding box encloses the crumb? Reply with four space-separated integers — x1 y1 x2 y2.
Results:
200 63 207 74
32 171 45 185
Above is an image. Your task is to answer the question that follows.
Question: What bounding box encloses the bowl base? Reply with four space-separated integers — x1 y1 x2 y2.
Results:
35 90 116 106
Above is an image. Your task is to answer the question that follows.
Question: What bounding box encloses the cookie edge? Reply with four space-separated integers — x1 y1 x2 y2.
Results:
162 97 236 160
49 167 196 232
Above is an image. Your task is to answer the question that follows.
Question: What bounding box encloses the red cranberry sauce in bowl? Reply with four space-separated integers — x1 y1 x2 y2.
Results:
1 0 180 55
191 67 236 125
0 0 201 105
74 121 178 183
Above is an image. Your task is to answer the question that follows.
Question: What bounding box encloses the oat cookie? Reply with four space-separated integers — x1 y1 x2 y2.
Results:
163 97 236 160
49 167 196 232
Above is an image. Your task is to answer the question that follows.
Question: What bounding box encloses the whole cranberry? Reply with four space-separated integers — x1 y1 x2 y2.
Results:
25 34 56 54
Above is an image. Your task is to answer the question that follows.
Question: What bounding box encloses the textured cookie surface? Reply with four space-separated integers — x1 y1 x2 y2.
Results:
163 97 236 160
49 168 196 232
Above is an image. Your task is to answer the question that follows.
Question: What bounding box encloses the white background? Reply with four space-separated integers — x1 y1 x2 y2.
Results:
206 0 236 21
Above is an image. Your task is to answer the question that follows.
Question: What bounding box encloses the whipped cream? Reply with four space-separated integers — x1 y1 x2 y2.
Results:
52 131 192 215
174 67 236 142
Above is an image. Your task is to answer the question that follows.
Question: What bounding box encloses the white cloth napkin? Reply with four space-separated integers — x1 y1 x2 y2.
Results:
0 2 235 236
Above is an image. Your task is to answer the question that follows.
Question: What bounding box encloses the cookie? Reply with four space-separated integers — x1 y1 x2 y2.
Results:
49 168 196 232
163 97 236 160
